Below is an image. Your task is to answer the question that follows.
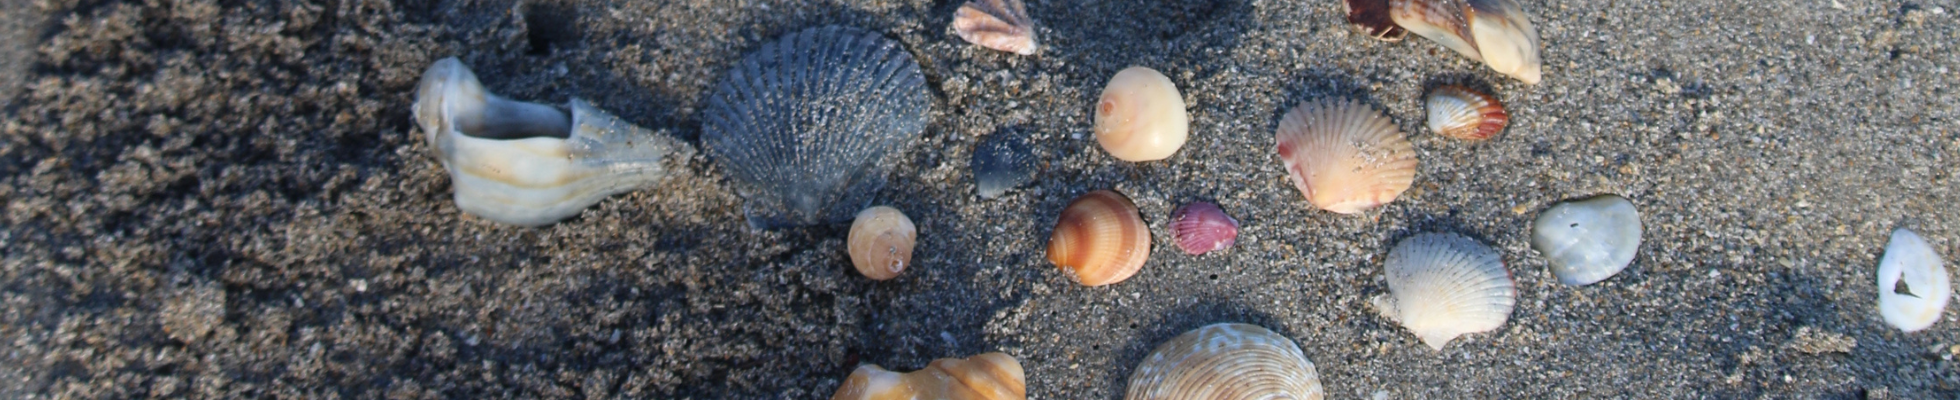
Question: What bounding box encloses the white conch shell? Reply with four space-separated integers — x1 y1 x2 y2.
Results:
1877 229 1951 332
1376 232 1515 350
413 57 693 226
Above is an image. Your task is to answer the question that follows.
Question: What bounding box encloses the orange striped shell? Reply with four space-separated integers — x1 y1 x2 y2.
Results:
1425 85 1508 141
1046 190 1151 286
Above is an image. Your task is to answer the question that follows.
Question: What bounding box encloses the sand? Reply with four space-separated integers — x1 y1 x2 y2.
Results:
1 0 1956 398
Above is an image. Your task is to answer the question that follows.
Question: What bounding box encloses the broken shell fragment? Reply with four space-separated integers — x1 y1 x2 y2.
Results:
831 352 1026 400
848 206 917 281
953 0 1038 55
1424 85 1508 141
1047 190 1151 286
971 132 1036 199
1344 0 1408 41
1877 229 1951 332
1274 98 1419 214
1531 194 1641 286
1125 323 1324 400
1388 0 1543 84
1169 201 1239 256
1094 67 1190 162
412 57 694 227
1377 233 1515 350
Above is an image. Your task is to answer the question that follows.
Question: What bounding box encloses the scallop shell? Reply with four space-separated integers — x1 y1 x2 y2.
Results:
1125 323 1324 400
412 57 693 227
1047 190 1151 286
1877 229 1951 332
971 132 1035 199
848 206 917 281
831 352 1026 400
1425 85 1508 141
1344 0 1408 41
1273 98 1419 214
702 26 931 228
953 0 1038 55
1094 66 1190 162
1170 201 1238 256
1531 194 1641 286
1388 0 1542 84
1377 233 1515 350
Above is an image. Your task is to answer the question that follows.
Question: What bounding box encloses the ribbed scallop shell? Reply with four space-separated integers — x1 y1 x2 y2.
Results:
1047 190 1151 286
1877 229 1951 332
1425 85 1508 141
953 0 1038 55
1379 233 1515 350
971 132 1035 199
1531 194 1641 286
848 206 917 281
1170 201 1238 255
1344 0 1407 41
1125 323 1324 400
1274 99 1419 214
1095 66 1190 162
831 353 1026 400
702 26 930 228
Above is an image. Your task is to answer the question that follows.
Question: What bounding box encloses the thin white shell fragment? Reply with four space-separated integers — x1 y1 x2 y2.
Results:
1531 194 1642 286
1379 232 1515 350
1878 229 1951 332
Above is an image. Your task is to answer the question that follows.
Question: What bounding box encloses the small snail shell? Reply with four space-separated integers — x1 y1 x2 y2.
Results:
1376 233 1515 350
1424 85 1508 141
831 352 1026 400
1094 67 1190 162
1273 98 1418 214
1877 228 1951 332
1047 190 1151 286
848 206 916 281
953 0 1038 55
1125 323 1324 400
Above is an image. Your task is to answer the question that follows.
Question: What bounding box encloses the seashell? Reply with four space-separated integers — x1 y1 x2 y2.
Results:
1424 85 1509 141
971 132 1036 199
1273 98 1419 214
1375 232 1515 350
702 26 931 228
1047 190 1151 286
1388 0 1543 84
1124 323 1324 400
831 352 1026 400
1343 0 1408 41
1877 228 1951 332
848 206 917 280
1169 201 1238 255
953 0 1038 55
1531 194 1641 286
412 57 693 227
1094 66 1190 162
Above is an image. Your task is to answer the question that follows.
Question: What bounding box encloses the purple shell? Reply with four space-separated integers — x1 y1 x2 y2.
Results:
1170 201 1239 255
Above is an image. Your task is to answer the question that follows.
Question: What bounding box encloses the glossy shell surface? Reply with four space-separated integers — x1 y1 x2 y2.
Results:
1379 233 1515 350
953 0 1038 55
848 206 917 281
1425 85 1508 141
1878 229 1951 332
1047 190 1151 286
1387 0 1543 84
1094 67 1190 162
1125 323 1324 400
971 132 1036 199
1169 201 1239 255
1274 98 1419 214
1531 194 1641 286
831 352 1026 400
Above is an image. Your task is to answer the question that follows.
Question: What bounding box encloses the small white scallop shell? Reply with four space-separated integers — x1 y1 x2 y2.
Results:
1531 194 1642 286
1376 232 1515 350
1125 323 1324 400
1877 229 1951 332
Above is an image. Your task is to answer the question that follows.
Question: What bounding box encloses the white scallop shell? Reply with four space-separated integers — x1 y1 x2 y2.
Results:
1531 195 1641 286
1878 229 1951 332
1377 233 1515 350
1274 98 1419 214
1125 323 1324 400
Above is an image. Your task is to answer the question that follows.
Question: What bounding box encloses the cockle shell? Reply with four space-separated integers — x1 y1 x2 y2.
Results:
1376 233 1515 350
1125 323 1324 400
1274 98 1419 214
1385 0 1543 84
1531 194 1641 286
831 352 1026 400
702 26 930 228
412 57 693 227
848 206 917 281
1094 67 1190 162
1344 0 1408 41
1877 229 1951 332
1047 190 1151 286
1169 201 1238 255
953 0 1038 55
1424 85 1508 141
971 132 1036 199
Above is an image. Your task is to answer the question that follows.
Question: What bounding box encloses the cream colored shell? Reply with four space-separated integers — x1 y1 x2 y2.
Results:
848 206 917 281
1377 232 1515 350
831 352 1026 400
1878 228 1951 332
1274 98 1419 214
1094 67 1189 162
1125 323 1324 400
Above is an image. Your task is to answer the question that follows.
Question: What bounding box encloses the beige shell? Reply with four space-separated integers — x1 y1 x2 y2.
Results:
1125 323 1324 400
953 0 1038 55
831 352 1026 400
1388 0 1542 84
1274 98 1419 214
1424 85 1508 141
1375 233 1515 350
1094 67 1190 162
848 206 917 280
1877 228 1951 332
1047 190 1151 286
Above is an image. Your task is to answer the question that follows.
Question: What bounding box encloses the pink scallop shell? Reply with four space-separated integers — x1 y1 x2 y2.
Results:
1170 201 1239 255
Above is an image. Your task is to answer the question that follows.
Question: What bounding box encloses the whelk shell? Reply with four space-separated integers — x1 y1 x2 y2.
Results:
1877 228 1951 332
831 352 1026 400
1376 233 1515 350
953 0 1038 55
1531 194 1641 286
1274 98 1419 214
1125 323 1324 400
848 206 917 281
702 26 930 228
1424 85 1508 141
1047 190 1151 286
1386 0 1543 84
1095 66 1190 162
1169 201 1239 256
412 57 693 227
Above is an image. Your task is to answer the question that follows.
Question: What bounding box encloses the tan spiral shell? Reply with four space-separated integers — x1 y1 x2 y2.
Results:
831 352 1026 400
1094 67 1190 162
1377 232 1515 350
1274 98 1419 214
1125 323 1324 400
848 206 917 281
1046 190 1151 286
1425 85 1508 141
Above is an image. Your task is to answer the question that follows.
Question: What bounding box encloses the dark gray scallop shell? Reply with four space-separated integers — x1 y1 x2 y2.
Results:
702 26 931 228
970 132 1035 199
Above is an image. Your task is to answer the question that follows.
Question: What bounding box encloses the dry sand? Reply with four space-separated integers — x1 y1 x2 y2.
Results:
2 0 1957 398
